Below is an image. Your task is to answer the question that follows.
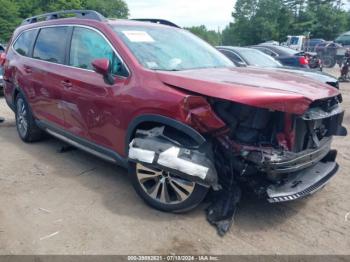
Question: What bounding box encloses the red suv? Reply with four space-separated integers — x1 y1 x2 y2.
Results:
1 11 347 221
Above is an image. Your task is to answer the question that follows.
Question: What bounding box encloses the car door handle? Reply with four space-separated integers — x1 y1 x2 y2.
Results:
24 66 32 74
61 80 73 89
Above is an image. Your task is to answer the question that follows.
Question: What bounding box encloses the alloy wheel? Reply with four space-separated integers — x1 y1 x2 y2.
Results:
16 98 28 137
136 163 196 205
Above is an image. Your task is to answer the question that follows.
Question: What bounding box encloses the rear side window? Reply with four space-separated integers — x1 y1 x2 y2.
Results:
258 48 278 57
13 29 38 56
220 50 244 64
33 27 69 64
69 27 128 77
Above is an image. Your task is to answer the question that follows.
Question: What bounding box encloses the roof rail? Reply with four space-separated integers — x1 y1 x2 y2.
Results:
21 10 106 25
131 19 181 28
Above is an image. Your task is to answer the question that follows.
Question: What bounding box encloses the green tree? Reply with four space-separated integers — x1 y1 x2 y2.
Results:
185 25 222 46
15 0 83 19
82 0 129 18
198 0 295 47
0 0 20 42
0 0 129 42
223 0 350 46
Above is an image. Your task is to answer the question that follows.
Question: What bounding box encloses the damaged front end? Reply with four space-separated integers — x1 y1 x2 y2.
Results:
128 94 347 236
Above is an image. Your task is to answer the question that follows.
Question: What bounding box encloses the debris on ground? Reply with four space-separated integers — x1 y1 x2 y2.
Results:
57 144 76 153
39 231 60 241
206 184 242 236
33 164 45 176
77 167 97 176
38 208 51 214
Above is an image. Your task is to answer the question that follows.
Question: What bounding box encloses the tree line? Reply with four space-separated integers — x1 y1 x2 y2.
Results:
187 0 350 46
0 0 128 42
1 0 349 47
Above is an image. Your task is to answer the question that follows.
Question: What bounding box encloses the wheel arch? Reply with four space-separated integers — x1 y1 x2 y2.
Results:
125 114 206 155
11 85 24 110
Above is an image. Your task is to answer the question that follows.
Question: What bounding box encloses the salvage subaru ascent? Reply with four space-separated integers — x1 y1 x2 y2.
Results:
1 10 347 235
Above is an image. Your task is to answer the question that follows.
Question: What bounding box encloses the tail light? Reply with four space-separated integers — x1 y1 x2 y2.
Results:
0 52 6 66
299 56 309 65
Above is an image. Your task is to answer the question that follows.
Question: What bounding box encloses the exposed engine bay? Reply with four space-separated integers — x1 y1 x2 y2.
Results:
128 94 347 236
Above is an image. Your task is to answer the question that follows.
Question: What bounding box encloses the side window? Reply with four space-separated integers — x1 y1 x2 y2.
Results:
33 27 69 64
261 48 278 57
69 27 128 77
220 50 244 65
13 29 38 56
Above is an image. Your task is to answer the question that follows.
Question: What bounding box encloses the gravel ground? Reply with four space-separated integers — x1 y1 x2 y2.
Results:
0 68 349 255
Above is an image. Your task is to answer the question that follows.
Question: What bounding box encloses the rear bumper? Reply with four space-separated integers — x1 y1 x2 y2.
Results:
267 159 338 203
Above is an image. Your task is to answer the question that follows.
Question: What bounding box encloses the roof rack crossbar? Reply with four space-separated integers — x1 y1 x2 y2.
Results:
131 19 181 28
21 10 105 25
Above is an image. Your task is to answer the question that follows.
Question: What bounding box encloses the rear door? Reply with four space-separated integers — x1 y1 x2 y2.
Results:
30 26 71 127
8 29 38 107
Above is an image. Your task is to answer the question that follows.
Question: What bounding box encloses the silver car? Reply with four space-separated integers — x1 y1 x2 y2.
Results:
0 67 3 95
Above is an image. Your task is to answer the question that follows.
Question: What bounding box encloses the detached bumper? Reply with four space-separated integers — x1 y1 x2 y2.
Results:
265 137 332 174
267 160 339 203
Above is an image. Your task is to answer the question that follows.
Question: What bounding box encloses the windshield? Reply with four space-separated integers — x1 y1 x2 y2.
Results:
112 25 234 71
239 49 282 67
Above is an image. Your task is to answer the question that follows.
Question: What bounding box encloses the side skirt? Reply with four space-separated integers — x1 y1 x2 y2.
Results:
36 120 128 168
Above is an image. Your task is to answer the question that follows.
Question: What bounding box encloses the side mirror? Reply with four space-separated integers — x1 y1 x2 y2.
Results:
91 58 115 85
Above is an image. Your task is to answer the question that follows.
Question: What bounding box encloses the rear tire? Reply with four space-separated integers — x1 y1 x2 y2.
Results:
129 162 209 213
15 93 43 142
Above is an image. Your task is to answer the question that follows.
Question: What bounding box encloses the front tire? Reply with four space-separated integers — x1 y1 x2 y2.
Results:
15 93 43 142
129 162 209 213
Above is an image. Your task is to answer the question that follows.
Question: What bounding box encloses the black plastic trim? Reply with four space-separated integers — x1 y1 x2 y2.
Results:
36 120 128 168
131 19 181 28
267 161 339 203
265 137 332 174
22 10 106 25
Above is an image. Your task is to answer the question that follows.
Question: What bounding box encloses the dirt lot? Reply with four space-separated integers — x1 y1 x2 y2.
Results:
0 68 349 255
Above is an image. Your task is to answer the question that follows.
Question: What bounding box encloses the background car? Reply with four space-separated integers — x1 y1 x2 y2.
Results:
315 41 345 68
0 67 3 95
251 44 315 68
335 31 350 47
217 46 339 89
304 38 325 52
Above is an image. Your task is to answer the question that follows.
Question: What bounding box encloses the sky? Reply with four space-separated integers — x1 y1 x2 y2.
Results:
124 0 236 31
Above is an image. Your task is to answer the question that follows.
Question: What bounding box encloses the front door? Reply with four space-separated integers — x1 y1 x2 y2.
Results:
59 26 130 149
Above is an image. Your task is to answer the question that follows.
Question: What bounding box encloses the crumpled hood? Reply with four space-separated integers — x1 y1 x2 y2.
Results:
156 67 340 115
